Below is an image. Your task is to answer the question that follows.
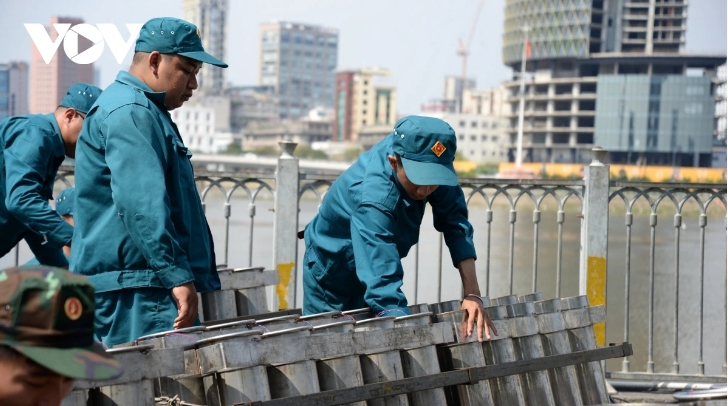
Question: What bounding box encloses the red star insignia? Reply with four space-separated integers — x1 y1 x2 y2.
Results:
431 141 446 158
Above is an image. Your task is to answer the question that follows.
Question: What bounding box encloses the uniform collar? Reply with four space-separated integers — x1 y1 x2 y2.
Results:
115 71 168 109
43 113 66 158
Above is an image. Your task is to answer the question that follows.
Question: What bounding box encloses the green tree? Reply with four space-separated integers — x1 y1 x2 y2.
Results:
294 145 329 160
476 163 499 175
343 148 362 162
225 142 242 155
250 146 279 156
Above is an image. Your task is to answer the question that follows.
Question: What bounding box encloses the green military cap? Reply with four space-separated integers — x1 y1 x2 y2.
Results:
135 17 228 68
391 115 459 186
0 266 122 380
55 187 75 216
59 83 102 115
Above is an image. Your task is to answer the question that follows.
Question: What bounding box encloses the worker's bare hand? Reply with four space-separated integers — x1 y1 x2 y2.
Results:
172 282 198 329
462 297 497 342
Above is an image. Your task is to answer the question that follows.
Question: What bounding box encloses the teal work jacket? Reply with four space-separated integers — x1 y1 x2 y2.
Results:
303 135 476 315
70 71 220 294
0 114 71 267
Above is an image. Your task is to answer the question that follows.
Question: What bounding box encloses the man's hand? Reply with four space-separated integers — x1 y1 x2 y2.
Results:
172 282 198 329
457 258 497 342
461 297 498 342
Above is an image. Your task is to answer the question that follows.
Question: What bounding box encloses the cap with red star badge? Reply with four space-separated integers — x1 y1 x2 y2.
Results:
391 115 458 186
0 266 122 380
135 17 228 68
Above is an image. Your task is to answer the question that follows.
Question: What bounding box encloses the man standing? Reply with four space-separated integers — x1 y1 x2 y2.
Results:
71 17 227 346
0 266 122 406
303 116 496 341
0 84 100 267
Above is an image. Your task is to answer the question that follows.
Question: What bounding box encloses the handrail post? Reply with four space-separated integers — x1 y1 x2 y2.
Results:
581 147 610 347
272 140 299 311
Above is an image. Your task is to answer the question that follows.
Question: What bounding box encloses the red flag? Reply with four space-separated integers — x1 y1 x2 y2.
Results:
525 38 532 60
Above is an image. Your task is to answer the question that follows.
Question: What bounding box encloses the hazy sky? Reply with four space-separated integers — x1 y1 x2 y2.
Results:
1 0 726 114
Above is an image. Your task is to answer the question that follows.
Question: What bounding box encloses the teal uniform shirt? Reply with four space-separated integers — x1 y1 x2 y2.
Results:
24 253 70 266
71 71 220 345
303 134 476 316
0 114 71 267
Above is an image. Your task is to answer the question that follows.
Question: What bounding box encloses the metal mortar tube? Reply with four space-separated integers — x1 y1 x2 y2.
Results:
342 307 375 321
533 299 583 405
90 380 155 406
197 292 205 322
482 305 527 406
491 294 518 306
434 309 495 406
518 292 544 303
195 330 268 405
247 314 300 332
60 390 87 406
204 319 256 334
299 310 347 327
311 320 366 406
135 327 208 405
407 303 430 314
427 299 462 315
235 286 268 316
89 345 157 406
263 326 321 399
505 302 557 406
560 295 610 405
354 316 409 406
394 313 447 406
201 289 237 322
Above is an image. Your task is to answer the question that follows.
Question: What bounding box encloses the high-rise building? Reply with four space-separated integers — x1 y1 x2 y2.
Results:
0 61 29 121
30 16 94 114
225 85 279 133
258 21 338 119
333 68 397 142
462 86 508 117
172 105 237 154
183 0 228 94
444 76 476 113
501 0 724 166
715 64 726 143
594 75 715 166
425 113 509 164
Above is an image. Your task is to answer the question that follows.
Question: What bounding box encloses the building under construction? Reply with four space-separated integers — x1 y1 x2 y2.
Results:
502 0 725 167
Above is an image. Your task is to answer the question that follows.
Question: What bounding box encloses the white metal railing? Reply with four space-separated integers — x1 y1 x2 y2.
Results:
13 146 722 382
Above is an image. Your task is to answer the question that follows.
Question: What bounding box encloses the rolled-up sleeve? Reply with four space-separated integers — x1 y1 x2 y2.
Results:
350 203 410 315
429 185 477 266
3 124 73 248
103 106 194 289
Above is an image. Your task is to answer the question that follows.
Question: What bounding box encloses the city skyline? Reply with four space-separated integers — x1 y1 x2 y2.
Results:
0 0 725 114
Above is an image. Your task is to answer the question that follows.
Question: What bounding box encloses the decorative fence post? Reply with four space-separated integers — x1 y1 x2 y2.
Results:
580 147 610 347
272 141 299 311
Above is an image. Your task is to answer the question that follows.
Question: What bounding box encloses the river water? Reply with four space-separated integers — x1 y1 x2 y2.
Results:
2 191 725 376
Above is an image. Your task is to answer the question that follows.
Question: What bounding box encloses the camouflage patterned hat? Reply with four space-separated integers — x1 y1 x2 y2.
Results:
0 266 122 380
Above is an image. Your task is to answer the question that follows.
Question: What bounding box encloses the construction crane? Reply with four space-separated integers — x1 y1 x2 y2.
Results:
456 0 486 112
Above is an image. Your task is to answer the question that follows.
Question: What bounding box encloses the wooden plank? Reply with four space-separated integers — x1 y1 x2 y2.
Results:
234 371 470 406
74 347 185 390
236 343 632 406
606 371 727 384
198 323 455 373
468 342 632 382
